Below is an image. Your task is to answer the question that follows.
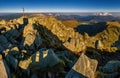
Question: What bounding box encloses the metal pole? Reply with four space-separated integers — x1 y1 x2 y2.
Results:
23 7 24 17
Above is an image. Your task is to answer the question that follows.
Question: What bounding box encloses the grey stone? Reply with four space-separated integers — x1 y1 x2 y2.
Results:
104 72 119 78
5 54 18 70
0 46 4 53
66 53 98 78
0 35 8 44
66 69 87 78
31 73 38 78
34 33 42 48
5 29 19 39
30 48 61 71
103 61 120 73
0 35 9 49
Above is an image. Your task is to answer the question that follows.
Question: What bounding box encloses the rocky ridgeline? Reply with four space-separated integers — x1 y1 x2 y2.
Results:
0 16 88 78
38 16 86 53
0 16 120 78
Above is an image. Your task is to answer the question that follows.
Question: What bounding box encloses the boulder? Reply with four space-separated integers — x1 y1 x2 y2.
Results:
5 54 18 70
19 48 62 71
0 35 9 49
0 46 4 53
4 29 19 39
0 35 8 44
0 60 8 78
30 48 61 71
103 61 120 73
104 72 119 78
66 53 98 78
19 57 32 70
31 73 38 78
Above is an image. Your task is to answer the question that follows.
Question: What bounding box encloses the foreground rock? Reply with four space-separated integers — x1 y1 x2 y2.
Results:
0 60 8 78
0 55 8 78
102 61 120 78
18 48 64 77
0 35 9 52
66 53 98 78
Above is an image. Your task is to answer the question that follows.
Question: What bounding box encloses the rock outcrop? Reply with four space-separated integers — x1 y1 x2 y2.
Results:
22 23 42 50
66 53 98 78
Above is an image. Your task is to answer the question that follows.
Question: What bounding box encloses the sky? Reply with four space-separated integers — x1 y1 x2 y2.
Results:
0 0 120 12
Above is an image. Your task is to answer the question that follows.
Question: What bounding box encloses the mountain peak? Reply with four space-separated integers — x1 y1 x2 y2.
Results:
95 12 112 16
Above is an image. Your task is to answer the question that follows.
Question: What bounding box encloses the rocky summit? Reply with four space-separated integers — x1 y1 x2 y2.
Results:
0 15 120 78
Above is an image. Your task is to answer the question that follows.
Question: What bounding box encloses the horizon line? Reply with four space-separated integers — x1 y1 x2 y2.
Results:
1 11 120 13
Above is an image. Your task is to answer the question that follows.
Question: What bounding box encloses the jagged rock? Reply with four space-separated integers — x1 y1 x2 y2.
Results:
66 53 98 78
95 40 104 50
64 38 86 53
39 16 83 42
29 17 39 24
103 61 120 73
22 23 42 50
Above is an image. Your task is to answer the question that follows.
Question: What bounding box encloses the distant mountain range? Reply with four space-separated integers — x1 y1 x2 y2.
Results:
1 12 120 22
